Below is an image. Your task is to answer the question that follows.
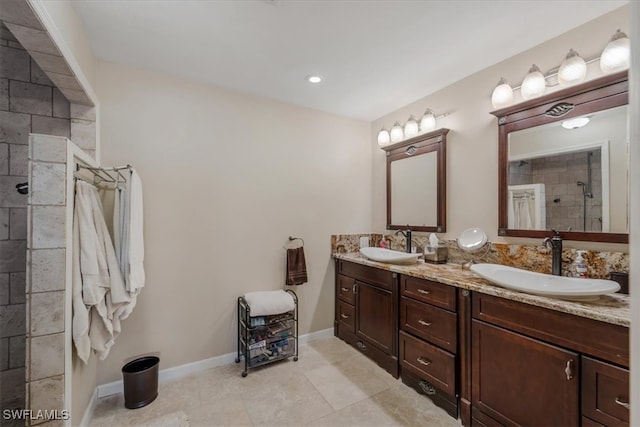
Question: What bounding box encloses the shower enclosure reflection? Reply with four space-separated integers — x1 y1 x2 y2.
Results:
506 104 627 234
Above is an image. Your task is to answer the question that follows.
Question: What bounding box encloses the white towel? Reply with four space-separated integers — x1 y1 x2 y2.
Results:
71 204 91 364
244 290 295 316
72 180 131 362
128 169 145 295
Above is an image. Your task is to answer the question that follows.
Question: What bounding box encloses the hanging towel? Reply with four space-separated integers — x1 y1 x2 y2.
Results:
128 169 145 295
72 180 131 363
286 247 307 286
71 205 91 364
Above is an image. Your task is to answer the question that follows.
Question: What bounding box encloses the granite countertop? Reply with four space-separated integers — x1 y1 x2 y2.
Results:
334 252 630 328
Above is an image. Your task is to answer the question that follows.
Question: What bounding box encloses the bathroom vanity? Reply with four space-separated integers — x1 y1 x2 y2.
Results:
333 255 630 427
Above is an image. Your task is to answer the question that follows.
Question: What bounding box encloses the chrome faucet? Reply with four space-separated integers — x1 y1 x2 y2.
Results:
395 228 413 253
543 229 563 276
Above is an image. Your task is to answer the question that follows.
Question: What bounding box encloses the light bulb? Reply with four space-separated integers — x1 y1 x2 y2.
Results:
390 121 404 143
558 49 587 86
521 64 546 100
491 78 513 109
403 116 419 138
561 117 590 129
377 128 390 147
600 29 630 73
419 109 437 132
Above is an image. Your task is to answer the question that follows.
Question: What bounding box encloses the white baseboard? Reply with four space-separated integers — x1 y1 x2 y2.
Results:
78 387 98 427
96 327 334 398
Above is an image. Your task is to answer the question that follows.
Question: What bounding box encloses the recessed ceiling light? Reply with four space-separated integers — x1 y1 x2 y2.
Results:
306 75 323 84
561 117 590 129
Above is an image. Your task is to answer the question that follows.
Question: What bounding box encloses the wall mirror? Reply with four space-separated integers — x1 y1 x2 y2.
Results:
382 128 448 232
492 71 628 243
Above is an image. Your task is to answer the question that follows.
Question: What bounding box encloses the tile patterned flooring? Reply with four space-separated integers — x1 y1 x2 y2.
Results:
89 337 461 426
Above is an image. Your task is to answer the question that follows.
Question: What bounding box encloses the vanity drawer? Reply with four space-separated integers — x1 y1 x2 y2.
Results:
582 356 629 426
472 293 629 367
336 274 356 304
338 260 394 291
399 330 455 396
401 276 456 311
337 301 355 333
400 297 457 353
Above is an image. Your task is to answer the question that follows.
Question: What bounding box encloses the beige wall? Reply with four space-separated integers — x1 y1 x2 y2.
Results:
95 61 372 383
372 5 630 252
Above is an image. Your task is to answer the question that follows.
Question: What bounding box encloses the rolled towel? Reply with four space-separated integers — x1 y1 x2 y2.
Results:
244 290 295 316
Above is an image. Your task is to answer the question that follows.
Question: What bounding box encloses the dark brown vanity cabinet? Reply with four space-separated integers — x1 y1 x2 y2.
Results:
470 293 629 427
399 276 460 417
334 260 399 377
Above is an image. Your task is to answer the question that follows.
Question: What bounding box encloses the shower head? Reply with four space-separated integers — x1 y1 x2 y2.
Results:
16 182 28 195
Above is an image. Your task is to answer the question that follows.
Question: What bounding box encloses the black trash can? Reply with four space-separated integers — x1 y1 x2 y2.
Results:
122 356 159 409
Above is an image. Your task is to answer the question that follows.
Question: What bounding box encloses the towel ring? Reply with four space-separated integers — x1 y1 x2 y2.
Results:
283 236 304 249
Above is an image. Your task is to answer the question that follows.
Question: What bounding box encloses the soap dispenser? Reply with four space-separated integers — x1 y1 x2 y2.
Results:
571 251 588 278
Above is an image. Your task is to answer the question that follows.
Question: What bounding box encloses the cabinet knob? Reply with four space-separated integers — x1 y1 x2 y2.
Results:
614 397 630 410
357 341 367 351
418 319 432 327
416 356 432 366
564 360 574 380
417 289 430 295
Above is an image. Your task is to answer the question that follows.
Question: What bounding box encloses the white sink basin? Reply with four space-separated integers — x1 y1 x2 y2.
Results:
470 263 620 301
359 247 421 265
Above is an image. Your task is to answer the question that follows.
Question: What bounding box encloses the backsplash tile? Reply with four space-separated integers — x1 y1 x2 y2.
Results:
331 233 629 280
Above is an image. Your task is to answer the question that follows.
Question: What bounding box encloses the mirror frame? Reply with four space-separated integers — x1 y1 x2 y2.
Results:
491 70 628 243
382 128 449 232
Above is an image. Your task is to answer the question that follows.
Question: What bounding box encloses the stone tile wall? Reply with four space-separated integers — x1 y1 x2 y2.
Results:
0 22 70 423
27 134 68 426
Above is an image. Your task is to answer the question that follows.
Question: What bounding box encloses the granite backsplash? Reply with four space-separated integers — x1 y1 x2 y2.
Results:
331 233 629 280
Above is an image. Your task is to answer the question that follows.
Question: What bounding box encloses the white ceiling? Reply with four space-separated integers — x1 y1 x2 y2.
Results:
71 0 627 121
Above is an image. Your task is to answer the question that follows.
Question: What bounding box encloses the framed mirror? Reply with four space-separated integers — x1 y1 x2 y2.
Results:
492 71 628 243
382 128 448 232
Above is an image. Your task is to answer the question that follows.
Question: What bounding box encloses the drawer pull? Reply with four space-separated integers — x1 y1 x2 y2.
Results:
340 313 349 319
614 397 630 410
418 381 436 396
353 284 357 294
417 289 430 295
418 319 432 327
341 287 349 292
416 356 432 366
564 360 574 380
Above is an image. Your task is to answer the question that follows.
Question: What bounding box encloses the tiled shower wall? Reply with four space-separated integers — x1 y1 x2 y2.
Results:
0 22 70 422
509 150 603 232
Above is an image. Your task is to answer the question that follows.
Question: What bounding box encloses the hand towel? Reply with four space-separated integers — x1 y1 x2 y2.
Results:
127 169 145 295
286 247 307 286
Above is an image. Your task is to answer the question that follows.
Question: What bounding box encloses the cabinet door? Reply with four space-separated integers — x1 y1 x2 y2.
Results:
356 280 394 353
472 320 579 426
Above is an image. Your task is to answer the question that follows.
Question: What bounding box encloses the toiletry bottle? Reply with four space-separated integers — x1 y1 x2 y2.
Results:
571 251 588 278
380 239 387 249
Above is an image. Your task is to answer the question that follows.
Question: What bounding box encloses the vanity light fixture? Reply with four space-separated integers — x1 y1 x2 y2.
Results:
561 116 590 129
305 74 323 84
419 109 437 132
403 116 419 138
491 78 514 109
557 49 587 86
521 64 546 100
377 127 391 147
600 29 630 73
390 121 404 143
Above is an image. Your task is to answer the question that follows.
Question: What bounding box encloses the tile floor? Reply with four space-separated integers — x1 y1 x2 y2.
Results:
89 337 462 426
